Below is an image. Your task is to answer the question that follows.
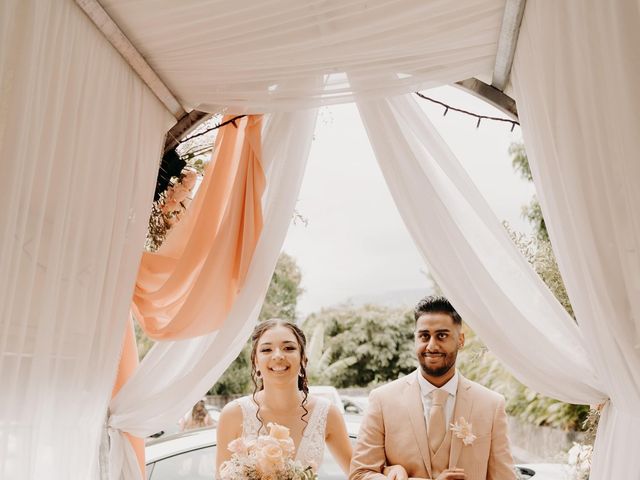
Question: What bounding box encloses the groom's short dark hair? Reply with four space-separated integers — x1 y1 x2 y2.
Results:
414 295 462 325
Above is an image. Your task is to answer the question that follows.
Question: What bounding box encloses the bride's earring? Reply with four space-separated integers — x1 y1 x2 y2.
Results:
298 371 304 378
256 370 262 378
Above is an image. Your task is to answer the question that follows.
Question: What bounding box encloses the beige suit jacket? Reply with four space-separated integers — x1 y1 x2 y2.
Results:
349 371 516 480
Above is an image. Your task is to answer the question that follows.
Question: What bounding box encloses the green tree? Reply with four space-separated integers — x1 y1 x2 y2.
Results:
208 252 304 395
258 252 303 322
509 142 548 241
302 304 416 388
134 322 154 360
208 345 253 396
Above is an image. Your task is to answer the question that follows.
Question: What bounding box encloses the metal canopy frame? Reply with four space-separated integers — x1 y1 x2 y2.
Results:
456 0 527 121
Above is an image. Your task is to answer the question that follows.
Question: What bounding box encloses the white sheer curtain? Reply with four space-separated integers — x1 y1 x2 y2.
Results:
356 92 605 404
108 107 318 480
99 0 505 112
0 1 172 479
5 1 638 478
512 1 640 478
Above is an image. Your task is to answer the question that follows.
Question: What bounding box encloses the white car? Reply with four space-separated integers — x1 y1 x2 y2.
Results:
145 423 567 480
516 463 569 479
309 385 345 413
341 395 369 415
149 404 221 439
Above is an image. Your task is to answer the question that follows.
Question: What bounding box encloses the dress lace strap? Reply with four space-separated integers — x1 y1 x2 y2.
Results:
295 397 331 468
236 396 262 437
306 397 330 438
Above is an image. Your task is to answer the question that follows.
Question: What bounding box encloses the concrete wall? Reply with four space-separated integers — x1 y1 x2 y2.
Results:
508 417 583 463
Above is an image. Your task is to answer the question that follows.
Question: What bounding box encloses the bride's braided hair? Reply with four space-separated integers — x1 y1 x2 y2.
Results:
250 319 310 435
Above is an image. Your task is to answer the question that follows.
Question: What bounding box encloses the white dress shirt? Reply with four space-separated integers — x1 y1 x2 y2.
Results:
417 368 459 433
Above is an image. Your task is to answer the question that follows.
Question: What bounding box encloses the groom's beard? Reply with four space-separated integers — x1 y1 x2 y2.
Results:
419 350 458 378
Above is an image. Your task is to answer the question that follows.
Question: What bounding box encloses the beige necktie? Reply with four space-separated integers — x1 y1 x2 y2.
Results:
428 389 448 453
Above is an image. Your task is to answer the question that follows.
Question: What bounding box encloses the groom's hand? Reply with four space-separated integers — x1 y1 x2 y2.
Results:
435 468 466 479
383 464 409 480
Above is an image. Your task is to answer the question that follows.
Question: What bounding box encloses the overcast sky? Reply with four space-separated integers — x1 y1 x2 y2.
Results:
282 86 534 317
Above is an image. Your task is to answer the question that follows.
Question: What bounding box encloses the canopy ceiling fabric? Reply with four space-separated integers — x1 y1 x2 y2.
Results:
99 0 505 113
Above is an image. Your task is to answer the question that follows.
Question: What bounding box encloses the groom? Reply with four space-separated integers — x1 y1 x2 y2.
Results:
350 296 516 480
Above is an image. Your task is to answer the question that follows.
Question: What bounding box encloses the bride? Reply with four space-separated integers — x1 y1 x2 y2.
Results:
216 319 353 475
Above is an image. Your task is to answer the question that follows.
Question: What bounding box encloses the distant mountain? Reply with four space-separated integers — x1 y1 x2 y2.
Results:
342 287 433 310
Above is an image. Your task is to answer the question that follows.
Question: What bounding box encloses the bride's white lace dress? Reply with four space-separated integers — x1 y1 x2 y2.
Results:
235 395 331 470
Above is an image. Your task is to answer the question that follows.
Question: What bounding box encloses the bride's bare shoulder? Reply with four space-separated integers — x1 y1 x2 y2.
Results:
219 399 243 424
325 403 345 427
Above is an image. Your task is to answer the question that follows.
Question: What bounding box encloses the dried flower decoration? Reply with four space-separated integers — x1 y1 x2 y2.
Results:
450 417 477 446
146 167 198 252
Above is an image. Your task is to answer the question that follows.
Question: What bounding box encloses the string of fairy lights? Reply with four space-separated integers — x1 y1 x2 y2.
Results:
414 92 519 131
176 92 519 149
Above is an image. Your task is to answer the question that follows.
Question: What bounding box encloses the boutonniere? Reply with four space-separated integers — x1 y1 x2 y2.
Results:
450 417 476 445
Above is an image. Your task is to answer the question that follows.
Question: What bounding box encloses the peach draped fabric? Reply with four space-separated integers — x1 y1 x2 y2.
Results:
132 114 265 339
110 115 264 478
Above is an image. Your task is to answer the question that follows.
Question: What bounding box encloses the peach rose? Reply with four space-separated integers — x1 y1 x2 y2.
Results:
255 434 280 450
162 197 181 213
256 442 284 474
181 170 197 190
227 437 249 456
171 184 190 202
278 437 295 457
267 423 290 441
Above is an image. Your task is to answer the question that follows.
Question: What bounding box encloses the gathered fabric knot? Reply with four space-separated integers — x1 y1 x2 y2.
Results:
105 417 143 480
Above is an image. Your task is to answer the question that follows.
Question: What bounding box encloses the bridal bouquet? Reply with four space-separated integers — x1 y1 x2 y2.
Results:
219 423 317 480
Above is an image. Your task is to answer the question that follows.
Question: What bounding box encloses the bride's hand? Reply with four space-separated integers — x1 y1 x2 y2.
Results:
383 464 409 480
